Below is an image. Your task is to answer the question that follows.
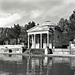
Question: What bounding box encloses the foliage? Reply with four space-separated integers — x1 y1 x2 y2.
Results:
0 21 36 45
56 10 75 46
25 21 35 30
20 21 36 44
69 11 75 30
13 24 21 38
57 18 65 31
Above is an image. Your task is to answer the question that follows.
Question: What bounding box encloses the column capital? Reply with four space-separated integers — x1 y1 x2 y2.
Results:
28 34 30 36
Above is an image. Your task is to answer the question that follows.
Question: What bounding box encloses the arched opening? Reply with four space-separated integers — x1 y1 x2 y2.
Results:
9 49 12 57
9 49 12 53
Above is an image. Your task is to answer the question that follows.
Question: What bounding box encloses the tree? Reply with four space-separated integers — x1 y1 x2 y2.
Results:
57 18 73 47
19 26 28 44
58 18 65 31
13 23 21 44
70 10 75 22
69 10 75 30
24 24 28 30
69 10 75 38
27 21 36 30
8 28 16 39
63 19 72 34
31 21 36 27
57 18 72 34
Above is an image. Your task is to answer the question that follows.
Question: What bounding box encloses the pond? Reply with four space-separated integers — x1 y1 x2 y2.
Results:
0 54 75 75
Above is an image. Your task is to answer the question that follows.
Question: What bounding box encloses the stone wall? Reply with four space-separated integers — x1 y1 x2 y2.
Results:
0 45 24 53
53 48 70 54
70 44 75 55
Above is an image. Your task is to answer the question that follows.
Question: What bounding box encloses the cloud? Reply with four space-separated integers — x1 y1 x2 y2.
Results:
0 0 75 27
30 10 43 19
0 13 21 27
63 0 75 5
0 0 62 12
42 0 75 22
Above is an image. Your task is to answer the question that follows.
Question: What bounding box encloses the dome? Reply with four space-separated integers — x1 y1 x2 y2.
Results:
42 21 54 26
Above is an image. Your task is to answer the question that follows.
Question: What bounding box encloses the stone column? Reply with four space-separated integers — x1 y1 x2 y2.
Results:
53 29 55 51
28 34 30 48
40 34 42 48
34 34 36 48
32 35 34 48
47 33 49 47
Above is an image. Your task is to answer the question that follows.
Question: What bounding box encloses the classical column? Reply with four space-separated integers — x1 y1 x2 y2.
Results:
28 34 30 48
53 28 55 50
47 33 49 47
32 35 34 48
34 34 36 48
40 34 42 48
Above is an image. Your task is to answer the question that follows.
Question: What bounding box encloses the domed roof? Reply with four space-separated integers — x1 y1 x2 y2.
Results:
42 21 55 26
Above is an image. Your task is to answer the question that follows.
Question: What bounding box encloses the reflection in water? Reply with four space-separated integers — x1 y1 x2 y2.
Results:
43 57 52 66
71 58 75 69
0 55 74 75
0 71 10 75
48 63 74 75
0 54 22 62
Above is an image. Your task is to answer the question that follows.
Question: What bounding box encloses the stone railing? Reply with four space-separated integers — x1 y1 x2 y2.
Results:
0 45 24 53
53 48 70 54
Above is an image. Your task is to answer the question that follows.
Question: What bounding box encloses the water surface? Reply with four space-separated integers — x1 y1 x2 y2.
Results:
0 55 74 75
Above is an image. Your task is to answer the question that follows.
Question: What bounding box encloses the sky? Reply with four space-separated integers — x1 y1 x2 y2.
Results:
0 0 75 27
